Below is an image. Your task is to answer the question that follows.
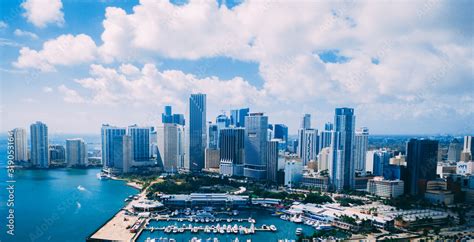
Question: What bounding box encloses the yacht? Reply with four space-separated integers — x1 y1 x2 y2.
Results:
296 228 303 236
269 225 277 232
96 172 109 180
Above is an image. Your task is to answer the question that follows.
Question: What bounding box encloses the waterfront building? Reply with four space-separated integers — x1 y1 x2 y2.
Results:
297 128 319 166
230 108 249 127
266 139 279 182
329 108 356 191
300 173 329 191
157 123 185 172
273 124 288 150
128 125 151 162
187 93 207 171
49 144 65 163
405 139 439 196
447 138 462 162
66 138 87 167
30 121 49 168
219 128 245 176
301 114 311 129
204 148 220 170
12 128 28 162
112 135 133 173
284 159 303 187
354 127 369 173
160 193 249 208
317 147 330 172
244 113 268 180
367 177 404 198
101 124 127 169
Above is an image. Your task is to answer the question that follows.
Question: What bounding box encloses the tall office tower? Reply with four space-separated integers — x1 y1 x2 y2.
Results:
187 93 207 172
12 128 28 162
461 136 474 161
301 114 311 129
372 149 392 176
219 128 245 176
216 114 230 129
288 139 298 154
328 108 356 191
405 139 439 196
205 148 220 170
266 139 279 182
274 124 288 149
297 129 319 166
101 124 126 169
112 135 133 173
230 108 250 127
354 127 369 172
66 138 87 167
447 138 462 162
207 123 219 149
49 145 65 163
150 128 158 158
128 125 151 162
157 123 185 172
318 123 333 153
162 105 185 125
267 126 274 141
244 113 268 180
30 121 49 168
317 147 330 172
162 105 173 123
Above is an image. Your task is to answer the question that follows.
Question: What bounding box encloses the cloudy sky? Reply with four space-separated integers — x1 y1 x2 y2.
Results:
0 0 473 135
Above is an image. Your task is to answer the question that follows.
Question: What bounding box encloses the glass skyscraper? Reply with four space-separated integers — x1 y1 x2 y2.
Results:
266 139 279 182
274 124 288 150
406 139 438 196
188 93 207 171
219 128 245 176
230 108 249 127
30 121 49 168
354 127 369 172
329 108 356 191
301 114 311 129
162 105 185 125
244 113 268 180
12 128 28 162
101 124 126 169
207 123 219 149
128 125 151 162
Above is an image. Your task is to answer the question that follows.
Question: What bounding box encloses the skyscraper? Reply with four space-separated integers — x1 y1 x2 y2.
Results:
318 123 333 153
157 123 185 172
461 136 473 161
329 108 356 191
30 121 49 168
66 138 87 167
267 139 279 182
187 93 206 171
219 128 245 176
301 114 311 129
354 127 369 172
207 123 219 149
274 124 288 149
373 149 392 176
297 128 319 166
447 138 462 162
405 139 439 196
128 125 151 162
12 128 28 162
112 135 133 173
244 113 268 180
230 108 249 127
49 145 65 163
162 105 185 125
101 124 126 169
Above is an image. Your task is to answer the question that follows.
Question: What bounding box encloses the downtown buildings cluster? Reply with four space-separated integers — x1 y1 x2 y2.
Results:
9 93 474 202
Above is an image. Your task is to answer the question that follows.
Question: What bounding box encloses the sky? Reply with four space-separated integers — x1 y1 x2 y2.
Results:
0 0 473 135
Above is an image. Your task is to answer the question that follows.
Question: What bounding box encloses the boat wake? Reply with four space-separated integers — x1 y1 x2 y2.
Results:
77 185 87 192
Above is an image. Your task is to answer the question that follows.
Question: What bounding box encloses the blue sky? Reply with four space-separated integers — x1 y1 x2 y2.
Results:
1 0 473 135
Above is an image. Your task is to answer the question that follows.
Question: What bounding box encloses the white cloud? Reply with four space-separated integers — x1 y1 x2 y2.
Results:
42 86 53 93
0 21 7 29
14 29 38 39
21 0 64 28
14 34 98 71
58 84 86 103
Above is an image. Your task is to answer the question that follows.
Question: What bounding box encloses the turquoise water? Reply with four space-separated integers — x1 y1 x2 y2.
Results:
138 210 316 241
0 137 138 242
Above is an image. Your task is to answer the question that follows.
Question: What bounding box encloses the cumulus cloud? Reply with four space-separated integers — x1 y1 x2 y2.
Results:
14 29 38 39
58 84 86 103
14 34 98 71
21 0 64 28
0 21 7 29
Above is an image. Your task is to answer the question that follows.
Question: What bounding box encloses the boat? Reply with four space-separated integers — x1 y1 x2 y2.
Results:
178 227 184 233
96 172 109 180
227 218 232 222
164 226 171 233
316 223 333 231
296 228 303 236
280 214 288 220
269 225 277 231
232 210 239 216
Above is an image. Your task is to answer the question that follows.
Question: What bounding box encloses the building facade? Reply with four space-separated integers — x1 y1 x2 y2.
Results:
244 113 268 180
12 128 28 162
128 125 151 162
157 123 185 172
367 177 404 198
30 121 49 168
405 139 439 196
354 127 369 173
66 138 87 167
101 124 126 169
187 93 207 171
219 128 245 176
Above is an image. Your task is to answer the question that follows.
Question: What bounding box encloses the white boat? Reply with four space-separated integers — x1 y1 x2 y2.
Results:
96 172 109 180
296 228 303 236
269 225 277 231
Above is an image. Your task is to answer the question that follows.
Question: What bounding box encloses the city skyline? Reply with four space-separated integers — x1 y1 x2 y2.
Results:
1 0 473 135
